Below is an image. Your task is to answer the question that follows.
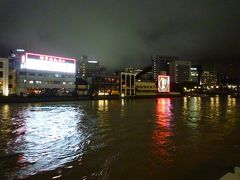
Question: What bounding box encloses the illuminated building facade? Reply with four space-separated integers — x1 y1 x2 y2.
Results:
135 81 156 96
190 65 202 85
120 72 136 96
92 74 120 96
10 52 76 96
0 58 9 96
201 71 217 87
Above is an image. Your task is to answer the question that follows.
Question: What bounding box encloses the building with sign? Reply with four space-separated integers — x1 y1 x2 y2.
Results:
0 58 9 96
152 55 172 82
10 52 76 96
158 75 170 93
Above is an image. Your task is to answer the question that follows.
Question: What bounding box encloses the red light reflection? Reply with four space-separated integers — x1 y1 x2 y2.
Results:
151 98 173 165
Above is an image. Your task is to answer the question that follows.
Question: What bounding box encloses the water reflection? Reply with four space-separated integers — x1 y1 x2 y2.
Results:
1 104 10 119
188 97 201 129
227 96 236 108
152 98 173 165
97 100 109 112
1 97 240 179
4 104 87 179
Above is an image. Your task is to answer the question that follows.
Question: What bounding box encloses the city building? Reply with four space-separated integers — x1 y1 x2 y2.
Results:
190 65 202 85
9 51 76 96
120 72 136 96
76 78 89 96
92 74 120 96
170 60 191 83
0 58 9 96
135 81 156 96
201 71 217 88
151 55 172 82
78 56 100 79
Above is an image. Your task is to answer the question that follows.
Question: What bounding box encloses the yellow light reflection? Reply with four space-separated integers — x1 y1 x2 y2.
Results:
97 100 109 111
2 104 10 119
228 96 236 107
183 97 201 129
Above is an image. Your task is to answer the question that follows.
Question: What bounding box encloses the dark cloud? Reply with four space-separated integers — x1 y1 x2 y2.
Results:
0 0 239 74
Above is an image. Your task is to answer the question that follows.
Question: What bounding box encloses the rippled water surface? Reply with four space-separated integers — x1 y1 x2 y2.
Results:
1 96 240 179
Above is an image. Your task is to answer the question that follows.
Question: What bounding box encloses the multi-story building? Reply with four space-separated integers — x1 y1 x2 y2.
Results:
190 65 202 85
0 58 9 96
78 56 100 79
120 72 136 96
9 51 76 96
201 71 217 88
92 74 120 96
152 55 172 82
170 60 191 83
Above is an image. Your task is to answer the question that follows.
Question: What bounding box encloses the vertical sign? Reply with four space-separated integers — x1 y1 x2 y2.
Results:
158 75 170 92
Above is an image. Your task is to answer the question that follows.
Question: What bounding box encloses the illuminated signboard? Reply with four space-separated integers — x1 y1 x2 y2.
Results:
158 75 170 92
20 52 76 73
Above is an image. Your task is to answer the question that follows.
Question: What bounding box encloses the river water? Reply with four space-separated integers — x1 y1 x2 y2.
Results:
0 96 240 179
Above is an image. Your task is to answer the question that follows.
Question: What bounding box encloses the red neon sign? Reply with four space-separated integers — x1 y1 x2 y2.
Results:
158 75 170 92
26 52 76 64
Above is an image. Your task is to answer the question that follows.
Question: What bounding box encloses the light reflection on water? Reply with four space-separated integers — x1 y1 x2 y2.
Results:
0 97 240 179
152 98 173 165
1 103 88 179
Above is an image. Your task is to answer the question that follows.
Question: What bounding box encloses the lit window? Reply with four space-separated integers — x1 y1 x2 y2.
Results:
36 81 42 84
29 80 34 84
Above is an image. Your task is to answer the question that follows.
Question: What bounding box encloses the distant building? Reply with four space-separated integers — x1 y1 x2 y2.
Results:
120 72 136 96
151 56 172 82
201 71 217 87
92 74 120 96
9 51 76 96
0 58 9 96
79 56 100 79
190 65 202 85
170 60 191 83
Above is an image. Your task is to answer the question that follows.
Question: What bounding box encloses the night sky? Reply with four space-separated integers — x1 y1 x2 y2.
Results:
0 0 239 75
